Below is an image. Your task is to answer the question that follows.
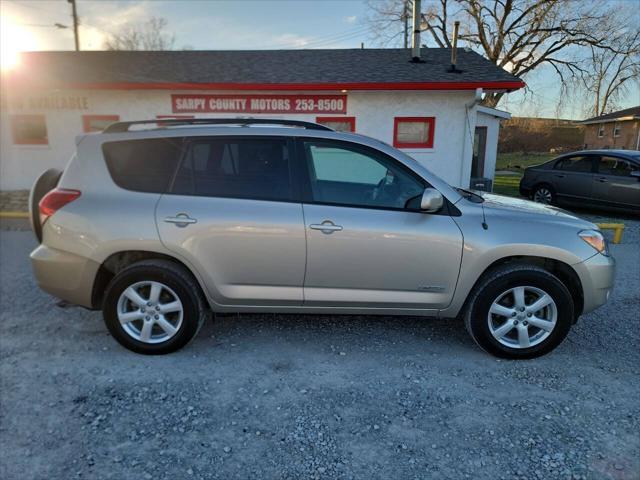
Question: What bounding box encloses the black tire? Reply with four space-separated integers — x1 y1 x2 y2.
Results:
464 263 574 359
531 183 555 205
103 260 206 355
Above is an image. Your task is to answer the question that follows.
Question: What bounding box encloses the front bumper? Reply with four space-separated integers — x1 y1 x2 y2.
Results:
30 244 99 308
573 252 616 315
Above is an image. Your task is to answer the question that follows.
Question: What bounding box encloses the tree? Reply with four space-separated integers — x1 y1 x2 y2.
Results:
104 16 175 50
365 0 637 108
579 30 640 116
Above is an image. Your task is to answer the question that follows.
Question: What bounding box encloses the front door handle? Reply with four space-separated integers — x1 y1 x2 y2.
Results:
553 174 565 178
597 177 607 183
164 213 197 227
310 220 343 234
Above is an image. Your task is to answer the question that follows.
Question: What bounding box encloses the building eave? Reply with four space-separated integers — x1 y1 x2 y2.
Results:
5 80 526 92
579 115 639 125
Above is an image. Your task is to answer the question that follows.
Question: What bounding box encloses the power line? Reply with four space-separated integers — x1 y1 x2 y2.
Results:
258 26 371 50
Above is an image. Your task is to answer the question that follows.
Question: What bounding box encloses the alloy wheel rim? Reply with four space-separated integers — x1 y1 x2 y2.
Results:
533 188 552 204
487 286 557 349
116 281 183 344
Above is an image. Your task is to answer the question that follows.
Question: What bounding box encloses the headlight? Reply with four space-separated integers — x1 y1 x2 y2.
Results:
579 230 609 256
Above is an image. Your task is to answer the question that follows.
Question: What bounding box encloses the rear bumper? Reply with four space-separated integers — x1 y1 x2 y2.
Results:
30 244 99 308
573 252 616 315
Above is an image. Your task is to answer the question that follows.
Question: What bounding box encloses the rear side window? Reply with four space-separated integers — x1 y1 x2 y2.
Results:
170 137 293 201
102 138 183 193
554 155 594 173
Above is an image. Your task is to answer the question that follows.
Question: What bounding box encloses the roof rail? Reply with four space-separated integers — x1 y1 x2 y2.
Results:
102 118 333 133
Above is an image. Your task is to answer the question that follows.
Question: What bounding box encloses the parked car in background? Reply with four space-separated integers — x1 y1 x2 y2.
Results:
520 150 640 212
29 119 615 359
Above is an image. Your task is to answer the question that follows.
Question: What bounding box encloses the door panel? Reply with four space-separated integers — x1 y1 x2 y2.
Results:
550 155 596 201
156 135 306 306
302 204 463 309
157 195 306 306
592 157 640 208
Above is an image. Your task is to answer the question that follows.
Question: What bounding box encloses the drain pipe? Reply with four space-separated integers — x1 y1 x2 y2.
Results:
460 88 483 187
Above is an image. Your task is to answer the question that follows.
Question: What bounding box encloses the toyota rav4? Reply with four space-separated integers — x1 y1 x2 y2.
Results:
29 118 615 358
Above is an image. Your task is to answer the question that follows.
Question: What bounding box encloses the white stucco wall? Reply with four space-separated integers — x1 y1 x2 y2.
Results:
0 87 478 190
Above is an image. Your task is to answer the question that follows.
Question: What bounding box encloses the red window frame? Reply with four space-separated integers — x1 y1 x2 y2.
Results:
393 117 435 148
82 115 120 133
315 116 355 132
10 114 48 145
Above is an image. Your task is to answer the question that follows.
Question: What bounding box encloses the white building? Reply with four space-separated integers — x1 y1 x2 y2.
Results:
0 48 523 190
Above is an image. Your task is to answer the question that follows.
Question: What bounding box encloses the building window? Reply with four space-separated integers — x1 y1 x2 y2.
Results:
83 115 120 133
597 123 605 137
613 122 621 137
11 115 48 145
393 117 435 148
316 117 355 132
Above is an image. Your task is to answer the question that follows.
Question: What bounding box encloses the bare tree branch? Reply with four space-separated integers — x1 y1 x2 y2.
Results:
365 0 638 110
104 16 175 51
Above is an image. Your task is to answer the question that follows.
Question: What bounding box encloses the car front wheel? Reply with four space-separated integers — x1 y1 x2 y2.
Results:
103 260 206 354
464 264 574 359
532 184 555 204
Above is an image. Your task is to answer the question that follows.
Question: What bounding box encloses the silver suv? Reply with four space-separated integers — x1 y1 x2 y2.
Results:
30 118 615 358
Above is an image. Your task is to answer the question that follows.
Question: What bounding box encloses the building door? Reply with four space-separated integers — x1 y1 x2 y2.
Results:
472 127 487 178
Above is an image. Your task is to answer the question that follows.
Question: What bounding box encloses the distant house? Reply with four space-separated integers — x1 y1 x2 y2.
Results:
579 106 640 150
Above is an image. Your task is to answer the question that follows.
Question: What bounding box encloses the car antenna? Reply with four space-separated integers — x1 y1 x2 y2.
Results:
481 203 488 230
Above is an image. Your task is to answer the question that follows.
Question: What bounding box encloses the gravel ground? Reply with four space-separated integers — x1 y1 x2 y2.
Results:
1 219 638 480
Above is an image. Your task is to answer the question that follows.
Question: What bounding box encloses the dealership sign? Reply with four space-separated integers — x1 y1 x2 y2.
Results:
172 94 347 114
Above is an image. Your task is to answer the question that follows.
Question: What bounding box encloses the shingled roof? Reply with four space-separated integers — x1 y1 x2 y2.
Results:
9 49 524 91
579 106 640 124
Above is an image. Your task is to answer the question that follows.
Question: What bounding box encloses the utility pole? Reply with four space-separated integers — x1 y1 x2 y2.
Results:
68 0 80 51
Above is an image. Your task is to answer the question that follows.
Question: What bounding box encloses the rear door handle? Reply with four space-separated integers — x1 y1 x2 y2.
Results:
597 177 607 183
310 220 343 234
553 174 565 178
164 213 197 227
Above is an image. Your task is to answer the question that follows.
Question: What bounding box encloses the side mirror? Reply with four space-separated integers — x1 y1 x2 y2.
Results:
420 188 444 212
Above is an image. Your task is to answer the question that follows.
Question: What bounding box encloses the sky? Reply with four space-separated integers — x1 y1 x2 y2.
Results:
1 0 639 118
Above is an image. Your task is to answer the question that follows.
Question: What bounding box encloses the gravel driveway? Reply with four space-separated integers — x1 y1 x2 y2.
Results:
1 220 638 480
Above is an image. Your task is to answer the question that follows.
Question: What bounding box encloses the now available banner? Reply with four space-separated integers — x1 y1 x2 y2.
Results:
171 94 347 114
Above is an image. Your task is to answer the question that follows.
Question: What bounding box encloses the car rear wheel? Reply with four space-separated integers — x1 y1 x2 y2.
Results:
464 264 573 359
532 184 555 205
103 260 206 354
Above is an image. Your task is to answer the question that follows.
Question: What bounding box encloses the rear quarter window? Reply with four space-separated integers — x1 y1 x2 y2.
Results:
102 138 183 193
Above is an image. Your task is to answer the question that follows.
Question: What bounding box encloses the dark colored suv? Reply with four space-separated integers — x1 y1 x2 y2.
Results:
519 150 640 212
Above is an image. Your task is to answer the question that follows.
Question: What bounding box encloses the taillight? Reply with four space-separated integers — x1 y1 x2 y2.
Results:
38 188 81 225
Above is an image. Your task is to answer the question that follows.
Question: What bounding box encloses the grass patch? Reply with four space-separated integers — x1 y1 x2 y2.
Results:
493 174 522 197
496 152 554 172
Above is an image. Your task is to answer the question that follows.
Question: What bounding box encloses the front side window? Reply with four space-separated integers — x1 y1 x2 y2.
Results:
598 156 635 177
171 137 292 201
554 155 594 173
393 117 435 148
11 115 48 145
102 138 183 193
303 140 424 209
